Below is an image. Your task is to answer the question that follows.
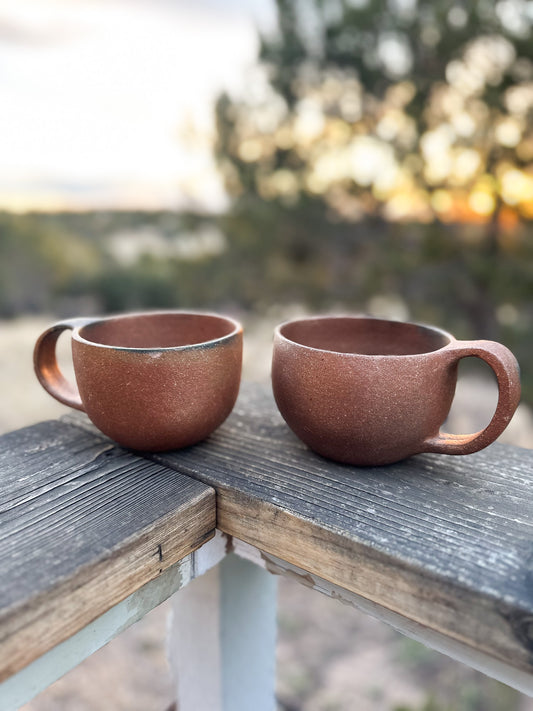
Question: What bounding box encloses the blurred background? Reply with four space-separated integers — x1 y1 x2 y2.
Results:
1 0 532 709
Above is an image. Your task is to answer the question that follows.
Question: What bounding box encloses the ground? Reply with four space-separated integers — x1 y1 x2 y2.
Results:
2 314 532 711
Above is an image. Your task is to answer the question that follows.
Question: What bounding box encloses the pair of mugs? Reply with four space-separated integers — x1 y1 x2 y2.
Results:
34 310 521 466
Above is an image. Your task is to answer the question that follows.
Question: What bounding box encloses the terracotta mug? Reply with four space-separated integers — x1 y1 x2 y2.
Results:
34 310 243 451
272 315 521 466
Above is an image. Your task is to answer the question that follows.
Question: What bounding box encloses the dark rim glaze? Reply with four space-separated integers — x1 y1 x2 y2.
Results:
73 310 242 352
275 315 454 357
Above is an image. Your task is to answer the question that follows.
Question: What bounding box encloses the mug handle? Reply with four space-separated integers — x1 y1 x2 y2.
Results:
33 318 92 412
422 340 521 455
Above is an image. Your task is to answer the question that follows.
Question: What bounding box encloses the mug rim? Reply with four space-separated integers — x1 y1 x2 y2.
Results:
72 309 242 352
274 314 454 357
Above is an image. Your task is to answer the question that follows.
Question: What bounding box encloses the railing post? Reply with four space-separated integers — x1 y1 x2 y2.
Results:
167 551 278 711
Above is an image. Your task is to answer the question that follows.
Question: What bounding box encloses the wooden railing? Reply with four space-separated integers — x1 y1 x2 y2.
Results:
1 382 532 710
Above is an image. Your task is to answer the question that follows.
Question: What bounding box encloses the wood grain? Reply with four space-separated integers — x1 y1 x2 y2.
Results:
231 538 533 696
149 382 533 676
0 421 216 681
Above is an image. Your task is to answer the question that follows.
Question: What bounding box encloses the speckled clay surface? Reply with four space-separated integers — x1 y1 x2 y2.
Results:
272 316 521 466
34 311 243 451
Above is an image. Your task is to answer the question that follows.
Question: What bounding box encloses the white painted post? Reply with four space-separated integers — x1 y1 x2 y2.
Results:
167 551 278 711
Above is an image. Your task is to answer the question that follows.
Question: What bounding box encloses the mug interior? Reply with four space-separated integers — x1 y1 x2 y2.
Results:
78 312 239 349
279 317 451 356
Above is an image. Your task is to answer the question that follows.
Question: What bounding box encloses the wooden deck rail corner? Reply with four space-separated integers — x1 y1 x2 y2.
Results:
1 381 532 709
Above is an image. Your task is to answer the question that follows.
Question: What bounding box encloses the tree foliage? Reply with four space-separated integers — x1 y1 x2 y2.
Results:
212 0 533 400
216 0 533 224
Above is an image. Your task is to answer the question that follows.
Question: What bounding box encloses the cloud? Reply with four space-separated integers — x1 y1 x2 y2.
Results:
0 0 271 211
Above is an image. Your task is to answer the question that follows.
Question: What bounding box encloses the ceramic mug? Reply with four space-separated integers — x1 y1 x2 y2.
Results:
272 315 521 466
34 310 243 451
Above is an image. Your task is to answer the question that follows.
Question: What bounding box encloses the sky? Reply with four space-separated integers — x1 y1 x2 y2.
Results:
0 0 275 212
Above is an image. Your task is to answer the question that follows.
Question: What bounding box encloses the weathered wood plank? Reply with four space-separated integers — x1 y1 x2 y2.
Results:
0 421 216 682
147 382 533 678
0 532 230 710
168 551 278 711
233 539 533 697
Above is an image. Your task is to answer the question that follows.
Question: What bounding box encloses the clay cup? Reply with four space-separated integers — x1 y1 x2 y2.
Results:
272 316 521 466
34 311 243 451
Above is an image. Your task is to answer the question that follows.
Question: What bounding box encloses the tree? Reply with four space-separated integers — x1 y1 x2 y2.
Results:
216 0 533 226
214 0 533 401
